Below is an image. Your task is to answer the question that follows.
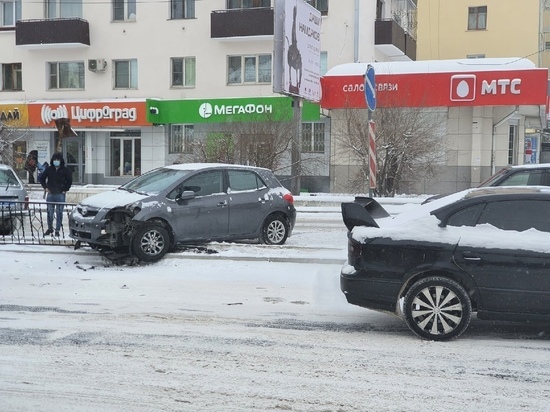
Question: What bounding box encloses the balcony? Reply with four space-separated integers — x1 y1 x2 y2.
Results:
16 18 90 49
375 19 416 61
211 8 274 39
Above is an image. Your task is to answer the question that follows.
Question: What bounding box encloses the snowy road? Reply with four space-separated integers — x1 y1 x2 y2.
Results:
1 208 549 411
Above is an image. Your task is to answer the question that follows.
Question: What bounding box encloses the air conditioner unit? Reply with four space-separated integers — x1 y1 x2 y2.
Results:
88 59 107 72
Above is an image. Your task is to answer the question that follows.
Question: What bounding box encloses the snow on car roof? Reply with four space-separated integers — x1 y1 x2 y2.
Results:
377 186 550 228
165 163 270 171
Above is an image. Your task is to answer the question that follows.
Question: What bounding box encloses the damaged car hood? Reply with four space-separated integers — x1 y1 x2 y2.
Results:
79 189 148 210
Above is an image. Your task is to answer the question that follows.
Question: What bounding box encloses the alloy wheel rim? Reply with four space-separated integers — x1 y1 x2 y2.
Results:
140 229 165 256
267 220 285 243
410 285 463 336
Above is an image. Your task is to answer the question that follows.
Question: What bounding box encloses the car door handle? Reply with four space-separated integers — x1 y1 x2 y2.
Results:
462 251 482 261
217 201 227 207
258 197 266 203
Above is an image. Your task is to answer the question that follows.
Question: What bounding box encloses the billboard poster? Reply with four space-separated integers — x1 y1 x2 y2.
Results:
274 0 321 102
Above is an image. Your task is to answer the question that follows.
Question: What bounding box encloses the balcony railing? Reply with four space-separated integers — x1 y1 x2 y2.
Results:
211 8 274 39
15 18 90 49
375 19 416 61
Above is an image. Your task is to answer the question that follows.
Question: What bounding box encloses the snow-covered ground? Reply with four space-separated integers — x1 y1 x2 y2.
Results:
1 196 549 411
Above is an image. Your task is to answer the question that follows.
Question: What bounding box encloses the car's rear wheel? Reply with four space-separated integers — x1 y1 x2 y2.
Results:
131 223 170 262
260 214 289 245
403 276 472 341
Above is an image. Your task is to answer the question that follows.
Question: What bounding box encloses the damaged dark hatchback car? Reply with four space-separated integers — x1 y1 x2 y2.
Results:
69 163 296 262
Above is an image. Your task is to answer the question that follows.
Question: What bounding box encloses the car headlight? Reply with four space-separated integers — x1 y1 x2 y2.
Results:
125 201 141 216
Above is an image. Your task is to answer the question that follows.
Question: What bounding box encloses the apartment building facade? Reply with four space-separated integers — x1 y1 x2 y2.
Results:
0 0 415 192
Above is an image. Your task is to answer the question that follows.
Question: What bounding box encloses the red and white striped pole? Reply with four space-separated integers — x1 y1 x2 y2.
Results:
364 64 376 196
368 120 376 190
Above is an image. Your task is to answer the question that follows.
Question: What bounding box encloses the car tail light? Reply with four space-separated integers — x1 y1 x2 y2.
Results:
283 193 294 205
24 195 29 210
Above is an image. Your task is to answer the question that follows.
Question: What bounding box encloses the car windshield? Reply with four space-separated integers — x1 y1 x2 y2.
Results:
0 169 21 187
478 167 510 187
120 168 193 194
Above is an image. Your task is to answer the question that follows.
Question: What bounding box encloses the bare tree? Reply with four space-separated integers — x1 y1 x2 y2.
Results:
0 121 29 168
176 117 295 173
334 107 447 196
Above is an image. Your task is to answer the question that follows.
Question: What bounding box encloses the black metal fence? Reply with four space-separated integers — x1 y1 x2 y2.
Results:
0 201 77 245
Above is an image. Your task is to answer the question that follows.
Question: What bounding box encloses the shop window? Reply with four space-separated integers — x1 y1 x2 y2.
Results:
110 132 141 176
228 54 271 85
46 0 82 18
320 51 328 76
114 59 138 89
169 124 194 154
48 62 85 90
112 0 136 21
508 124 518 165
171 0 195 19
302 122 325 153
1 63 22 91
468 6 486 30
171 57 196 87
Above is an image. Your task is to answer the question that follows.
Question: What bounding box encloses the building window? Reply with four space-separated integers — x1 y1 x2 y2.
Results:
509 124 518 165
1 0 20 27
228 54 271 85
1 63 22 91
320 51 328 75
112 0 136 21
306 0 328 15
46 0 82 18
171 57 196 87
302 122 325 153
110 132 141 176
48 62 84 90
468 6 486 30
114 59 138 89
227 0 270 9
171 0 195 19
169 124 194 154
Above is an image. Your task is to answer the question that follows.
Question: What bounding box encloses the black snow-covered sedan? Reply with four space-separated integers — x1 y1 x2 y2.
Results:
340 187 550 341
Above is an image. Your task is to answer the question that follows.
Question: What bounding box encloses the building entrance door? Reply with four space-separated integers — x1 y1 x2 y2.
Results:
63 136 85 184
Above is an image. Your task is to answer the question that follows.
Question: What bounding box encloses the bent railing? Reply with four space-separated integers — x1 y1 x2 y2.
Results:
0 201 77 245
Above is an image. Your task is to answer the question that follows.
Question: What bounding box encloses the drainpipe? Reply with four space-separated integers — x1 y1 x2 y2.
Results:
354 0 359 62
492 106 519 174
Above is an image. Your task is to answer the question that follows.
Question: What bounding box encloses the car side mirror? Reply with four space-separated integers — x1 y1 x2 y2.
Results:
176 190 196 204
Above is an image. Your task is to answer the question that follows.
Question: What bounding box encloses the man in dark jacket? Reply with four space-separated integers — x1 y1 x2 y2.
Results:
39 152 72 237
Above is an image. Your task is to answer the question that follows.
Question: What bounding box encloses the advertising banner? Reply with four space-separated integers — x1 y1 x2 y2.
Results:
28 101 149 127
147 96 320 124
0 104 29 128
321 69 549 109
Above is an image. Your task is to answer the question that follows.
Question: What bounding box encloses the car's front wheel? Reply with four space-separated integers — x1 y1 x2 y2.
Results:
131 223 171 262
260 214 289 245
403 276 472 341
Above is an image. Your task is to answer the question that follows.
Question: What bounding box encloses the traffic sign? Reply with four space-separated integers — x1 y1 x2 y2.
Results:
365 65 376 111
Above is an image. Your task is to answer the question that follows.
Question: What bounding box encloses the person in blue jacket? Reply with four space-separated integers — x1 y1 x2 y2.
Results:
39 152 72 237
